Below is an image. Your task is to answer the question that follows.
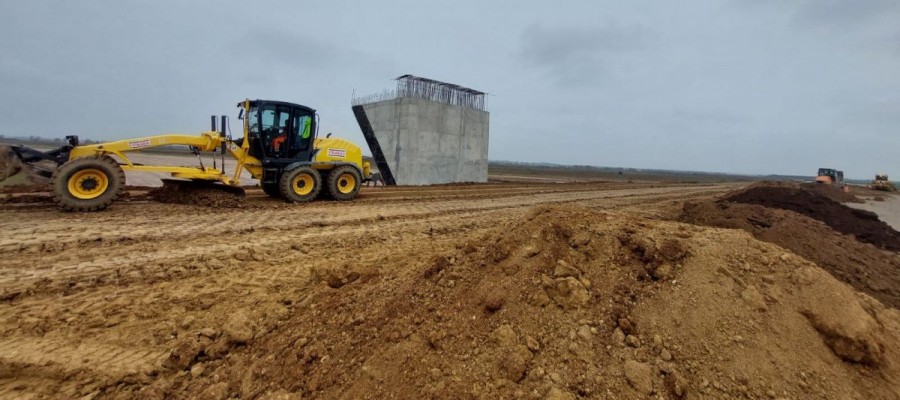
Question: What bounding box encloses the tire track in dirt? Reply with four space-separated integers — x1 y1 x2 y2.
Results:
349 182 663 202
0 184 722 338
0 183 718 253
0 336 166 398
0 185 731 338
0 185 730 352
0 185 730 293
0 337 165 376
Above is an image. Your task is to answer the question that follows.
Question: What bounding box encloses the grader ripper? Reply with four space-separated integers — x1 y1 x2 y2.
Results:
8 99 372 211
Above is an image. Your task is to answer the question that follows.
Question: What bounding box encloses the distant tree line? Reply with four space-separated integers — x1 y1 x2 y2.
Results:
0 134 114 145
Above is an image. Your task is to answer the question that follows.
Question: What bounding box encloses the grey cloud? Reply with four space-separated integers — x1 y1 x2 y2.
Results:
733 0 900 29
518 23 653 87
793 0 900 27
241 29 360 71
1 1 898 179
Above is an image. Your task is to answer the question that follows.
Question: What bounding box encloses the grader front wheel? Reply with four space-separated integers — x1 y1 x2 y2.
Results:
279 166 321 203
50 156 125 211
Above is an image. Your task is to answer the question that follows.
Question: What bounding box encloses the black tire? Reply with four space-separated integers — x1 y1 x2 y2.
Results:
326 165 362 201
261 182 281 198
50 156 125 211
279 166 321 203
317 170 334 199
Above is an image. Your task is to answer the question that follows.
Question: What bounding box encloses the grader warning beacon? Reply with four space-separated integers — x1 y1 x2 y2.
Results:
6 99 373 211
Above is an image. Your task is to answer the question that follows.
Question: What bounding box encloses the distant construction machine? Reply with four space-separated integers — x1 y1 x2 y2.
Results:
815 168 843 185
871 174 896 192
5 99 373 211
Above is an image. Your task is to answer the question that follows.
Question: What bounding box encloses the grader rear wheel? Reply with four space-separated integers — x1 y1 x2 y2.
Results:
326 165 361 201
50 156 125 211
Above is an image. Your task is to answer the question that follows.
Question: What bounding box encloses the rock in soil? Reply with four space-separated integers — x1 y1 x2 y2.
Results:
624 360 654 395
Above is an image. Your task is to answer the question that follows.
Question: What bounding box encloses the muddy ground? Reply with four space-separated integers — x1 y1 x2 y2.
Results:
0 180 898 399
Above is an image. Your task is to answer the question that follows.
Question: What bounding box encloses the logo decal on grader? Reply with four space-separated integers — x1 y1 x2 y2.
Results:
327 148 346 158
127 140 152 149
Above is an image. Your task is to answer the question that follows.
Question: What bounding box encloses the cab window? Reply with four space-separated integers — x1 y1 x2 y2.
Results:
261 107 276 131
290 115 313 153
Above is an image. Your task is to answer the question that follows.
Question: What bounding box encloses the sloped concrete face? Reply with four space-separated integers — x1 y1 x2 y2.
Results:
359 97 489 185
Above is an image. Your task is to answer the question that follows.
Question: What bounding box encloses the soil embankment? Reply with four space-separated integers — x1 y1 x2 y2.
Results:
681 182 900 309
1 181 899 399
160 204 900 399
724 183 900 251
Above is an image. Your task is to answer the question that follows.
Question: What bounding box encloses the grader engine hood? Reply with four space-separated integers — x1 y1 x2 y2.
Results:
312 137 363 165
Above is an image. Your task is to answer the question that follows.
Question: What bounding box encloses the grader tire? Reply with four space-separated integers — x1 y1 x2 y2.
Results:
317 171 333 200
279 166 321 203
326 165 361 201
50 156 125 211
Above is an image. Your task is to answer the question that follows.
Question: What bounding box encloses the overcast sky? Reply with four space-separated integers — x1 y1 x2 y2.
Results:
2 0 898 179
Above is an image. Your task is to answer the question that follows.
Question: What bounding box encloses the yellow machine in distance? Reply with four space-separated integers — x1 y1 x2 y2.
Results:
10 99 372 211
814 168 843 185
871 174 896 192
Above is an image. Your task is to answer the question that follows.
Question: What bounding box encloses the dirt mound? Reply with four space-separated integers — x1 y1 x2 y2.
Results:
802 182 861 204
147 205 899 399
725 183 900 251
0 193 53 205
0 145 51 193
681 201 900 309
149 183 244 208
0 145 23 181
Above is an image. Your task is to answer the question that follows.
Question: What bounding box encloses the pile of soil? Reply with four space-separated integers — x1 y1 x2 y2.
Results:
140 205 898 399
149 183 244 208
725 183 900 251
0 145 50 192
0 145 23 181
0 193 53 205
801 182 861 204
681 201 900 309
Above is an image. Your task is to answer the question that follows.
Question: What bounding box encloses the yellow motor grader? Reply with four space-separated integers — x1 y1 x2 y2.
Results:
6 99 372 211
871 174 896 192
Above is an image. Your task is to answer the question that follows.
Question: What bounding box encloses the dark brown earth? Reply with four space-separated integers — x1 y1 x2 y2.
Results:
724 183 900 252
0 145 51 193
0 193 53 204
149 182 245 208
0 146 22 182
681 200 900 309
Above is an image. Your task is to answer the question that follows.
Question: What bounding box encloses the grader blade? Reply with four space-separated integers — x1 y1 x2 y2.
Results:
149 179 247 208
159 179 246 196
